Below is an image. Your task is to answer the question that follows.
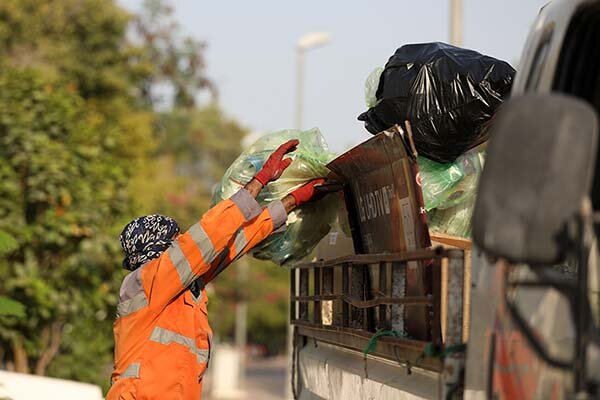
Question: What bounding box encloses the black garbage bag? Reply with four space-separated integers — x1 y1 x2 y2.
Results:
358 42 515 163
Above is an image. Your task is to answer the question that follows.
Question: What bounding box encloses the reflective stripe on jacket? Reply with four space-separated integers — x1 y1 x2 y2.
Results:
106 189 287 400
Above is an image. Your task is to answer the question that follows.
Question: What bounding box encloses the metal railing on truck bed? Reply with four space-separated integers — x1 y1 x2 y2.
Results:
290 128 470 398
289 246 466 373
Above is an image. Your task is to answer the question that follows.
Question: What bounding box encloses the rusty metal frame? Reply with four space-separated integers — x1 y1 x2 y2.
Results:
295 322 442 372
290 247 466 372
441 249 466 397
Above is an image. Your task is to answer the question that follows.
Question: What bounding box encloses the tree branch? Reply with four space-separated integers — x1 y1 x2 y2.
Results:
35 321 64 376
12 337 29 374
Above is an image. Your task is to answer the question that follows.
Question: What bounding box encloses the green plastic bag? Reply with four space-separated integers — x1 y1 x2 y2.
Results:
427 196 476 238
212 128 338 265
365 67 384 108
418 148 485 237
418 148 484 211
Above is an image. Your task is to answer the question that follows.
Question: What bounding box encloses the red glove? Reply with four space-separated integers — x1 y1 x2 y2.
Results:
254 139 299 186
290 179 326 207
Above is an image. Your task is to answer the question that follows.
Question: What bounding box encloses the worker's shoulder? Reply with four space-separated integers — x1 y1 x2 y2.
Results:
119 266 147 302
116 263 160 319
118 257 165 301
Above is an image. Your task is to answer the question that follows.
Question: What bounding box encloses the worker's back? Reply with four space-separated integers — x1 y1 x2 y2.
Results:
108 260 212 400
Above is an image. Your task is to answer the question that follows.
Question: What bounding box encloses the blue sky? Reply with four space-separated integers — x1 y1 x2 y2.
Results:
119 0 548 153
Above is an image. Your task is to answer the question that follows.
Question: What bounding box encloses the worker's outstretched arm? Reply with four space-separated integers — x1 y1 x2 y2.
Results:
139 140 303 308
201 177 326 283
198 186 290 284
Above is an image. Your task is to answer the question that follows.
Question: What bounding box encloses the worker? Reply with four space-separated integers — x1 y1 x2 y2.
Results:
106 139 324 400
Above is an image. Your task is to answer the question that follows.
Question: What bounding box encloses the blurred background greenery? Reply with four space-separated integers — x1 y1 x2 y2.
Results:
0 0 288 392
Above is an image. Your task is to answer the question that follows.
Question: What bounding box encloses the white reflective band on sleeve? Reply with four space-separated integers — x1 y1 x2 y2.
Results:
116 291 148 318
119 268 143 302
121 362 140 379
168 241 194 288
149 326 210 363
230 189 262 220
267 200 287 229
188 223 218 264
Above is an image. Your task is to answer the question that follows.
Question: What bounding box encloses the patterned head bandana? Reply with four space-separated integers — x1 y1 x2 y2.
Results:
119 214 180 271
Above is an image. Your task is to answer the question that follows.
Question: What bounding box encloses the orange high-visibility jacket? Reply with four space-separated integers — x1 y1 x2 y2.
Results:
106 189 287 400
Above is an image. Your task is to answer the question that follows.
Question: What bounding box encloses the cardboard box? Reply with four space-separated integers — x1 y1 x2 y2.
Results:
327 127 431 338
327 128 429 254
314 223 355 261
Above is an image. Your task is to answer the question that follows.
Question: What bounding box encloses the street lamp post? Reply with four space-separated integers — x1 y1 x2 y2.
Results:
287 33 331 399
450 0 463 46
233 131 265 394
295 32 331 130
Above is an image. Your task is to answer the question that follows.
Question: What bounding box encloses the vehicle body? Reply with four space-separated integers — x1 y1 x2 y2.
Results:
291 129 471 400
290 230 469 400
293 1 600 399
465 1 600 398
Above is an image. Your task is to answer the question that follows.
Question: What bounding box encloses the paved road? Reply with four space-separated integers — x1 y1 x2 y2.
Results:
244 356 287 400
204 355 288 400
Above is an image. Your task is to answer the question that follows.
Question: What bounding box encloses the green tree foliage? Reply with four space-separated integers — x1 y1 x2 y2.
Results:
133 0 216 108
0 68 132 380
0 231 18 256
0 231 25 318
0 0 155 388
207 258 289 355
0 0 151 102
133 106 247 224
0 0 291 392
0 297 25 319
